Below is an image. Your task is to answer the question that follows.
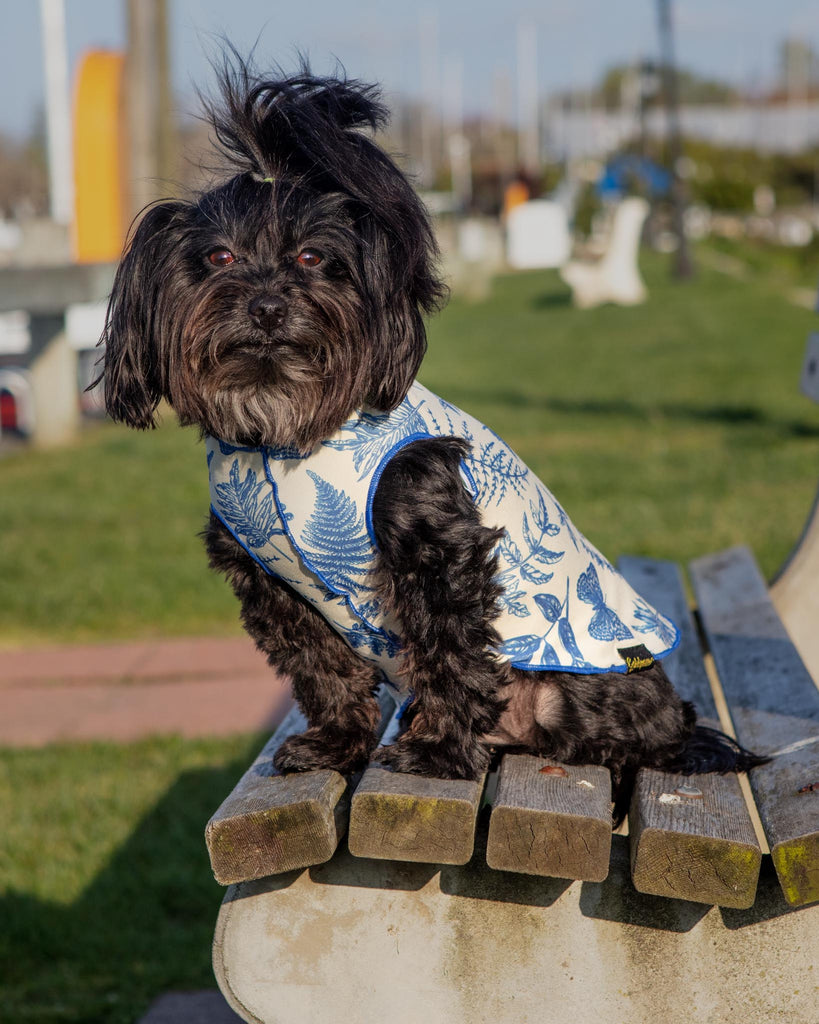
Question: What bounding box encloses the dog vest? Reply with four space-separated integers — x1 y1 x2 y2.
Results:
207 382 679 694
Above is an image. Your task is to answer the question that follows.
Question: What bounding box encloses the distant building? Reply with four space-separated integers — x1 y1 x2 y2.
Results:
545 101 819 161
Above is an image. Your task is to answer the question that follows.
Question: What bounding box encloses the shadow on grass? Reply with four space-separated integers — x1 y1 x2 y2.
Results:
531 287 573 309
0 740 261 1024
443 385 819 438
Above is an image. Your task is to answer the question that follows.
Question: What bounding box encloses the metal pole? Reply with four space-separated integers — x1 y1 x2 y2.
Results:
657 0 693 279
126 0 175 216
156 0 176 185
419 10 440 188
516 21 539 175
38 0 74 226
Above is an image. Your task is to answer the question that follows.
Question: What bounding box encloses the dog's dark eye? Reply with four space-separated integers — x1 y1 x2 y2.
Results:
208 249 236 267
296 250 323 268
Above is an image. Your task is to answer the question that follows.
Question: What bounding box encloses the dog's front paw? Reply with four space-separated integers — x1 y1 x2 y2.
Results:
375 739 488 780
274 729 373 775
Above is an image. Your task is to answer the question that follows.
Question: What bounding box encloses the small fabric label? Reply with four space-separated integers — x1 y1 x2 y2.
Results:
617 644 656 674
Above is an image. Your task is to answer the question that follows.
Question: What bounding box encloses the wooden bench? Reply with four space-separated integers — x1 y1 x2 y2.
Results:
207 543 818 907
206 546 819 1023
206 338 819 1022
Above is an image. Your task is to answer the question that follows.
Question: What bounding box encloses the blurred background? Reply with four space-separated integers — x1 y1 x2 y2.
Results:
2 3 819 1022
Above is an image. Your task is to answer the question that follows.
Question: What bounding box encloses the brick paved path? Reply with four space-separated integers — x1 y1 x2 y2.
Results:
0 635 293 746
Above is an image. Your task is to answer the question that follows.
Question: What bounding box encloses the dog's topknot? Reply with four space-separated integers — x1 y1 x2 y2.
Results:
206 54 391 194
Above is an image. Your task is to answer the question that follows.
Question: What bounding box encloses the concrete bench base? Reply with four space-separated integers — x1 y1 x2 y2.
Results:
213 821 818 1024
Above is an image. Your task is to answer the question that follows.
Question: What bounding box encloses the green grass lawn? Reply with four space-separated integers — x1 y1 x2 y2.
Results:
2 248 817 646
0 733 262 1023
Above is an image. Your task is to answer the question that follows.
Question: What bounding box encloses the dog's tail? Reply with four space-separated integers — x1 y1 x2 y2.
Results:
666 723 771 776
611 722 770 825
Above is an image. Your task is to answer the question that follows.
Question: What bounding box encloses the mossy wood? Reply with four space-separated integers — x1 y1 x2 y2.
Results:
691 545 819 907
205 706 345 884
348 713 486 864
206 689 395 885
486 754 612 881
348 767 486 864
619 556 762 908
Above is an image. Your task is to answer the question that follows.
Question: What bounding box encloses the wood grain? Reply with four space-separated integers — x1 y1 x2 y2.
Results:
486 754 612 880
348 710 485 864
628 765 761 908
619 556 762 907
348 767 486 864
691 546 819 907
206 689 395 885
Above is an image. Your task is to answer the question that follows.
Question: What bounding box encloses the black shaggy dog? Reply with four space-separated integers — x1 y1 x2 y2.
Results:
101 58 764 817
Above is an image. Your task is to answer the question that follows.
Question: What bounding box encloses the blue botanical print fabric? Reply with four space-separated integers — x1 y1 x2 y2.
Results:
207 382 679 693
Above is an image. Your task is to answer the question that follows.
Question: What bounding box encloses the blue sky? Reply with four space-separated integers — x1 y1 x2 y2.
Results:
3 0 819 139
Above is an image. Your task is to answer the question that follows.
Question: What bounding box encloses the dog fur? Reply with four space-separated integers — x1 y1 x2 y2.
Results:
100 57 765 816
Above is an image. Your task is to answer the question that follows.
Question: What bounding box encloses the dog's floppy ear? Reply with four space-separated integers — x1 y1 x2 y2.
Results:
357 198 448 411
359 225 428 410
100 201 185 428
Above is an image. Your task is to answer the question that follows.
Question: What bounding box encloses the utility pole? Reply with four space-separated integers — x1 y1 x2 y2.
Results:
419 10 440 188
39 0 74 226
516 21 539 176
126 0 175 217
657 0 693 279
443 54 472 211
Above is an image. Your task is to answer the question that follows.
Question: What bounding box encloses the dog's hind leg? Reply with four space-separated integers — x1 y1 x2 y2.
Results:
205 512 383 773
370 437 510 780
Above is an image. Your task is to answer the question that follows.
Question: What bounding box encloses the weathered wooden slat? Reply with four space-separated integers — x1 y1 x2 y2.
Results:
619 556 762 908
206 689 395 885
348 712 486 865
618 556 718 716
486 755 612 881
628 764 761 908
691 545 819 907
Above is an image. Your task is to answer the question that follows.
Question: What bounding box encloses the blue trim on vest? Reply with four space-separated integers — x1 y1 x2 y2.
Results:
459 458 479 502
509 625 681 674
365 431 434 547
263 444 311 461
364 432 480 551
212 438 264 455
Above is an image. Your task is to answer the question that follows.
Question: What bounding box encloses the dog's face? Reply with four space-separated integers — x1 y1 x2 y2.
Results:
101 65 445 451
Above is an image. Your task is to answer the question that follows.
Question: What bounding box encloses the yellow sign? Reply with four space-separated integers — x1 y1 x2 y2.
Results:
72 50 127 263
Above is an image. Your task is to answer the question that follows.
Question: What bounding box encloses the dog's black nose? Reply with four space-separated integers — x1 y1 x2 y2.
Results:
248 294 288 334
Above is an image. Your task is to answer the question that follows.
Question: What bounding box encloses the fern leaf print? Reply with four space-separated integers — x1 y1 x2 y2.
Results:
213 459 289 549
323 397 428 479
301 471 372 596
465 440 530 507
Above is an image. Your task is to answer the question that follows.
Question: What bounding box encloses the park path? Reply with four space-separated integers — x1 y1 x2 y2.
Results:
0 634 293 746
